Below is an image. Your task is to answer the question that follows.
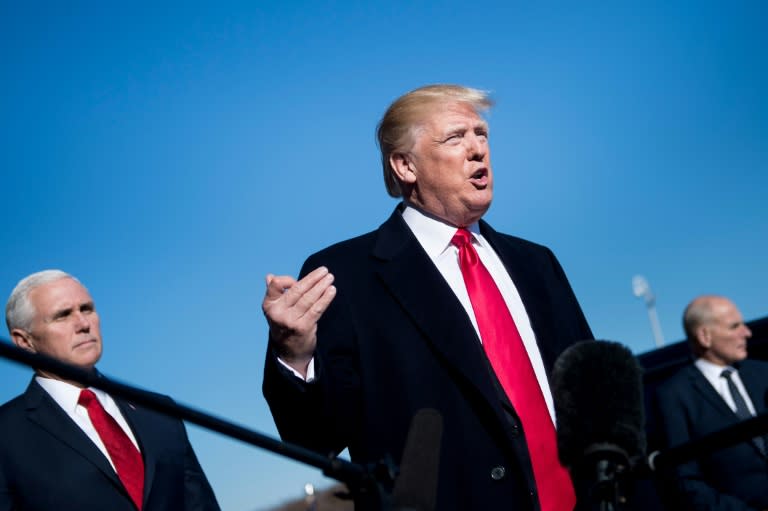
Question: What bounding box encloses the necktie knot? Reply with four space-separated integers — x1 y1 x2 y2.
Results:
721 368 733 379
451 228 472 248
79 388 99 409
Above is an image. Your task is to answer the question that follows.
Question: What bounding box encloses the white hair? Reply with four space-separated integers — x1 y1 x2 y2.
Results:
5 270 79 333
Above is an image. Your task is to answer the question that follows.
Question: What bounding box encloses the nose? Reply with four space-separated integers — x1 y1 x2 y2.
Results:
743 324 752 338
73 311 91 332
466 133 486 161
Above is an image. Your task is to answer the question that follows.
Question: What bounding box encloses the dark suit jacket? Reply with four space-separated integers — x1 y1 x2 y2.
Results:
655 360 768 510
0 378 220 511
263 208 593 510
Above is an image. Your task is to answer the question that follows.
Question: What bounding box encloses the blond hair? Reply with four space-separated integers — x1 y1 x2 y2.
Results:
376 84 493 197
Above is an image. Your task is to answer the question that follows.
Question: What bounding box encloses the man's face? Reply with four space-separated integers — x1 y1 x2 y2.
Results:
698 298 752 366
398 101 493 226
12 277 103 371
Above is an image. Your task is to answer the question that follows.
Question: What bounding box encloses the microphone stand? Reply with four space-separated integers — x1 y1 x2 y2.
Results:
573 443 632 511
0 340 396 510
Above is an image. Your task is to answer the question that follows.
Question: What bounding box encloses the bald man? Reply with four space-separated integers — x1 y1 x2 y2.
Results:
656 295 768 510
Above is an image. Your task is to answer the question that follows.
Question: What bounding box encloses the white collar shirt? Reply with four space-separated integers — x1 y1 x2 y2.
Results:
401 205 556 423
694 358 757 415
35 376 142 470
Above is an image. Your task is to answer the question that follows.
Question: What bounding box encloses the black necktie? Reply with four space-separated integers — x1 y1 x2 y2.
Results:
721 368 765 455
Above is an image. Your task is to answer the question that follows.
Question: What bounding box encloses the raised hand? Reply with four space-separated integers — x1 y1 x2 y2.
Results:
262 266 336 377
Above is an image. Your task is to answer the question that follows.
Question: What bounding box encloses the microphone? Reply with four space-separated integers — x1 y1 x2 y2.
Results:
391 408 443 511
551 340 646 510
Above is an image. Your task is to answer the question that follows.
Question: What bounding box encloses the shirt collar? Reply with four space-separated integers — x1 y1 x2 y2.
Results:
401 204 484 257
36 375 110 413
694 357 735 381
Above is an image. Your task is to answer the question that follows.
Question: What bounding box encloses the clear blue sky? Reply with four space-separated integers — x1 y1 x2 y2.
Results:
1 2 766 509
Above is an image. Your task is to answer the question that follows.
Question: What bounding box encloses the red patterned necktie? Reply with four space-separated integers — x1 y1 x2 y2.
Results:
451 228 575 511
79 389 145 510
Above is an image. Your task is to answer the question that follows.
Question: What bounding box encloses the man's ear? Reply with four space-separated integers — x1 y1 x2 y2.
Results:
695 326 711 350
11 328 35 353
389 152 417 185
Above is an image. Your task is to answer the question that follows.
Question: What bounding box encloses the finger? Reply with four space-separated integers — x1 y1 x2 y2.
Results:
281 266 331 307
291 283 337 334
264 274 297 301
299 284 336 323
290 272 335 317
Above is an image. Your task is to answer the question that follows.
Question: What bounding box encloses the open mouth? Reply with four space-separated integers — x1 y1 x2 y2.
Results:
469 168 489 186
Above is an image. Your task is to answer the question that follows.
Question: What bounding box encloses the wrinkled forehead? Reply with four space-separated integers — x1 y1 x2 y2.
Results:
29 277 92 311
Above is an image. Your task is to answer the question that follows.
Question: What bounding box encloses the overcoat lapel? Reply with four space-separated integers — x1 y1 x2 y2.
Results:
687 364 767 457
117 399 157 506
731 362 768 457
371 212 512 427
687 366 737 417
23 379 125 491
739 362 767 415
479 221 561 373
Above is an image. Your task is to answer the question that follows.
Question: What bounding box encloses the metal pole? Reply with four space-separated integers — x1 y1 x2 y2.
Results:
632 275 666 348
647 303 665 348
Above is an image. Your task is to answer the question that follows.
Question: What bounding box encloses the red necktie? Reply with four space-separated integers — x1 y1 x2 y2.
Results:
79 389 145 510
451 228 575 511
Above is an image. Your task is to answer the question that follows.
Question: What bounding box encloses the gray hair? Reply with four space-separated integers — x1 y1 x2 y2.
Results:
376 84 494 198
6 270 79 333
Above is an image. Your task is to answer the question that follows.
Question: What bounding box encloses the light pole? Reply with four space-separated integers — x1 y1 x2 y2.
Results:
632 275 665 348
303 483 317 511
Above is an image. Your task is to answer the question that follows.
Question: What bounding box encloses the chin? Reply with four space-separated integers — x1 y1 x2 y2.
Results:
471 200 492 218
732 353 748 363
78 351 102 368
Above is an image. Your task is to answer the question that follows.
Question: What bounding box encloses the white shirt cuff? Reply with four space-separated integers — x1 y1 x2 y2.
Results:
277 356 316 382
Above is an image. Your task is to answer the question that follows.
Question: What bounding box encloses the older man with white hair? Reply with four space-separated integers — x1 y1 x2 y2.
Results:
656 295 768 510
0 270 220 511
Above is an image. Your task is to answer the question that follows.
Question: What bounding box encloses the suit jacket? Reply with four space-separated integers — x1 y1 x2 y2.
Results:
655 360 768 510
0 378 220 511
263 208 593 510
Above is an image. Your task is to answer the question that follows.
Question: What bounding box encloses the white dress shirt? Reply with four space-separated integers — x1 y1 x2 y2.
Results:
694 358 758 415
36 376 142 470
281 206 557 423
401 206 556 423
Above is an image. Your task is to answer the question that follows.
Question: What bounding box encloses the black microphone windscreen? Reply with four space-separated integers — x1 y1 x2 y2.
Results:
392 408 443 511
551 340 646 468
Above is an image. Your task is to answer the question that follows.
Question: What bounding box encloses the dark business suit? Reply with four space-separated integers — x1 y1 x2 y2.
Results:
655 360 768 510
263 208 593 510
0 378 220 511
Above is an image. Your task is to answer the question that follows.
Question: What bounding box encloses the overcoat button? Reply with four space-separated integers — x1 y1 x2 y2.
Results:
490 466 506 480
